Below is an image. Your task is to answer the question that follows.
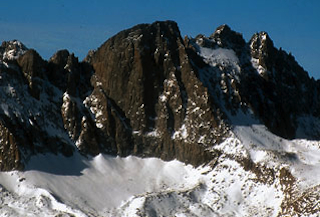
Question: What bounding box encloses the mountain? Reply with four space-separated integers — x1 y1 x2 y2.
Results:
0 21 320 216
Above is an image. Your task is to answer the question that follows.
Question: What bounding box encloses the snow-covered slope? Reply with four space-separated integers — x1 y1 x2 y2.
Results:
1 112 320 216
0 153 206 216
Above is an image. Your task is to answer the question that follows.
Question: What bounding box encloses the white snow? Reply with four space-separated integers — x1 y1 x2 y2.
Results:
2 40 27 61
159 94 167 102
1 117 320 216
172 124 188 140
231 114 320 190
199 47 240 72
0 153 205 216
251 57 267 75
145 130 160 137
261 33 267 41
1 103 10 117
1 101 320 216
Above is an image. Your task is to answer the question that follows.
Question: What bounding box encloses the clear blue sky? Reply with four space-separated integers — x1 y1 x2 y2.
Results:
1 0 319 78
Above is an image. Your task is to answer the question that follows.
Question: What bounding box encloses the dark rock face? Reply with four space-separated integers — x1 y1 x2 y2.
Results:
210 24 246 53
17 49 46 99
0 120 23 171
87 21 226 165
245 32 316 139
189 25 319 139
0 21 319 171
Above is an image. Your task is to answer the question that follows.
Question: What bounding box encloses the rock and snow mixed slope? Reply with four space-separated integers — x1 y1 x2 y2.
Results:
1 115 320 216
1 21 320 216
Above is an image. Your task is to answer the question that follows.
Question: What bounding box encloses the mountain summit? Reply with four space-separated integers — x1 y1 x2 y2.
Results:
0 21 320 216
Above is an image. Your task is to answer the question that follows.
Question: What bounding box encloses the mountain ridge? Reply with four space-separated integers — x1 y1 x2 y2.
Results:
0 20 319 170
1 20 320 216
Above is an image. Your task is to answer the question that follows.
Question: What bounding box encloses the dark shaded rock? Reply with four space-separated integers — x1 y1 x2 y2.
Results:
47 49 93 97
245 32 315 138
187 25 320 139
75 115 101 156
61 93 82 141
0 119 23 171
250 32 276 69
1 21 320 171
88 20 226 166
59 54 94 151
17 49 46 99
46 49 70 91
210 24 246 54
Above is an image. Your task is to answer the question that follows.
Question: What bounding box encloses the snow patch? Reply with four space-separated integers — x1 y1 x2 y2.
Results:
0 153 204 216
1 103 10 117
172 124 188 140
2 40 27 61
251 57 267 75
199 47 240 72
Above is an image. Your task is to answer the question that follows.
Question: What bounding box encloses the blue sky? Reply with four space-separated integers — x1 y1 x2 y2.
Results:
1 0 319 78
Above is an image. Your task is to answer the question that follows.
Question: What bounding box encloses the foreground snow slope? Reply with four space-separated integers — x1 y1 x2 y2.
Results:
1 113 320 217
0 153 206 217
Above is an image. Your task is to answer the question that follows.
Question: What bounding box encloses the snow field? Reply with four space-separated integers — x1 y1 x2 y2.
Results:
1 115 320 216
0 153 206 216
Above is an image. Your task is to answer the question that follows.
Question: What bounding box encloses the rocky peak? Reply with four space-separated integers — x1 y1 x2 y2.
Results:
0 21 319 172
49 49 70 67
241 31 316 139
17 49 46 99
250 32 274 55
0 40 28 61
47 49 79 92
83 49 95 64
17 49 45 80
209 24 246 51
187 24 320 139
192 34 216 49
87 20 225 165
248 31 311 99
91 20 183 132
1 21 320 216
249 31 277 73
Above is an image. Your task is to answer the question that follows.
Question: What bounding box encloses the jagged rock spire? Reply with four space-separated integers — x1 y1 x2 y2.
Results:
0 40 28 61
209 24 246 51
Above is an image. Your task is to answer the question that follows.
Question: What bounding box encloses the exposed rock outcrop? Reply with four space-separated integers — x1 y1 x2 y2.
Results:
83 21 227 165
2 20 320 216
0 20 319 171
